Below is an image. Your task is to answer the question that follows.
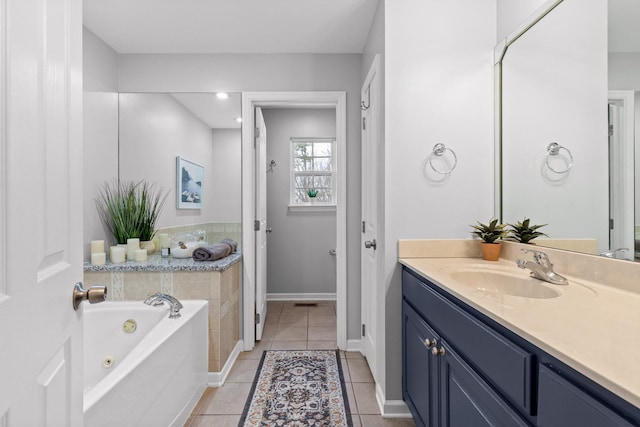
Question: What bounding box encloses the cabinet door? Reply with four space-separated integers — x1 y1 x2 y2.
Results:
440 343 530 427
538 365 635 427
403 302 438 427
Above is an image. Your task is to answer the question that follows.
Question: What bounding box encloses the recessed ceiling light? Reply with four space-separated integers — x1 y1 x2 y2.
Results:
235 117 242 123
216 92 229 100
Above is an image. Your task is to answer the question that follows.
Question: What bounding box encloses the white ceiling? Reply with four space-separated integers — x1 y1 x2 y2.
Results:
170 93 242 129
83 0 380 54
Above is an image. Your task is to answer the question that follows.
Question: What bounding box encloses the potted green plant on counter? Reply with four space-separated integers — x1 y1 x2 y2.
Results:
307 188 318 203
96 180 168 252
470 218 508 261
507 218 547 244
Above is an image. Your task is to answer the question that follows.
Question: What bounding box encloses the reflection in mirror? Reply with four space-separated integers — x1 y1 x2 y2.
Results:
118 93 242 243
496 0 623 258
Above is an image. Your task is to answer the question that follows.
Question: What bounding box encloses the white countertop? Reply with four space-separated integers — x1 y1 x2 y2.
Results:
399 256 640 409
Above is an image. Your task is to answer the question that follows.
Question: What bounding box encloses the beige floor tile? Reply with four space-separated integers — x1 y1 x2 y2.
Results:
260 323 277 341
308 306 336 316
307 340 337 350
345 351 364 359
270 340 307 350
359 415 417 426
190 414 242 427
339 358 351 382
308 313 337 326
352 383 381 415
278 314 308 327
226 359 262 383
198 383 252 415
347 358 374 382
308 326 337 341
343 382 358 415
351 415 362 426
237 340 271 360
274 325 308 341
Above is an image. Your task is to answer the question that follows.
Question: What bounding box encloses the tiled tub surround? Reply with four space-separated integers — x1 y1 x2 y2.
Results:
83 254 241 377
398 239 640 410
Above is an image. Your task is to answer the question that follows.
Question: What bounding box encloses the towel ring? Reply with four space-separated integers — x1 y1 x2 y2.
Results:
545 142 573 174
429 143 457 175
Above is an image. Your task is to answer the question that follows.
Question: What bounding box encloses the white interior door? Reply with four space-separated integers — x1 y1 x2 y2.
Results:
0 0 84 425
255 107 268 340
361 56 381 381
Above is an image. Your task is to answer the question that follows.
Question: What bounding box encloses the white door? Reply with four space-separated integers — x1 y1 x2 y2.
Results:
361 56 381 381
0 0 84 426
255 107 268 340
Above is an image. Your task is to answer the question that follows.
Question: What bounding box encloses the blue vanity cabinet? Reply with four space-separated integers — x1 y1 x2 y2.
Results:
403 300 530 426
402 266 640 427
537 365 635 427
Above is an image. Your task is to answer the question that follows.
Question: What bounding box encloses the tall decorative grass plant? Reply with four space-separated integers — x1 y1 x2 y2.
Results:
96 180 168 244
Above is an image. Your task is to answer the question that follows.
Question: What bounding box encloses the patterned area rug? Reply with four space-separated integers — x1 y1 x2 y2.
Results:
239 350 352 426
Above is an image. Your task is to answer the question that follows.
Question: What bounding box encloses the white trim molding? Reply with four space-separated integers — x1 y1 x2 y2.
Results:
267 293 336 301
376 383 413 419
207 340 243 387
241 91 347 352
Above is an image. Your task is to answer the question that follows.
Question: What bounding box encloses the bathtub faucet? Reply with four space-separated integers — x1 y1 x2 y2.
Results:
144 293 183 319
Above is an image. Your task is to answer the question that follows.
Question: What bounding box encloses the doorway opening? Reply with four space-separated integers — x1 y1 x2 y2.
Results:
241 92 347 351
607 90 635 258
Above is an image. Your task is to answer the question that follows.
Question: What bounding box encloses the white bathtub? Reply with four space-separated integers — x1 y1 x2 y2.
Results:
83 300 208 427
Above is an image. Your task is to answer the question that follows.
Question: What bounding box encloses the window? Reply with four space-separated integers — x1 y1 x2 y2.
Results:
290 137 336 205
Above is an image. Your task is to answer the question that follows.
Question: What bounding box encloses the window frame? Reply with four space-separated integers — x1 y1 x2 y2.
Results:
289 137 337 208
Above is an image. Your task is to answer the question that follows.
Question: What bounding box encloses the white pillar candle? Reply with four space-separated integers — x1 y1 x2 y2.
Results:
91 252 106 266
134 249 147 262
90 240 105 254
110 246 126 264
158 233 170 248
126 238 140 260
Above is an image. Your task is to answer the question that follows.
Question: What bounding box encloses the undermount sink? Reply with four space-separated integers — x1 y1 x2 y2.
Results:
442 266 561 299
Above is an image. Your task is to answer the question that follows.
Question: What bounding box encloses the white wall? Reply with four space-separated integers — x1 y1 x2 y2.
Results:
118 53 364 339
118 93 217 230
83 27 119 260
501 0 608 252
262 108 337 296
211 129 242 222
496 0 548 42
383 0 497 400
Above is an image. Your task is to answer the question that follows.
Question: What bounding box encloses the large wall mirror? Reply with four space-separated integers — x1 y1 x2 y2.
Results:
496 0 640 261
118 92 242 232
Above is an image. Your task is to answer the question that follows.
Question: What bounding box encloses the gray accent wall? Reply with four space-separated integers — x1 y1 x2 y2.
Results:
262 108 337 297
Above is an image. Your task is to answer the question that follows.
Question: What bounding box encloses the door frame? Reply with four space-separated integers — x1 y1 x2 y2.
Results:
241 91 347 351
607 90 635 255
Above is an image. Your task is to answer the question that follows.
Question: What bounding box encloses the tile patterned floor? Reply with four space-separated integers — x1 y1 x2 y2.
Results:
184 301 416 427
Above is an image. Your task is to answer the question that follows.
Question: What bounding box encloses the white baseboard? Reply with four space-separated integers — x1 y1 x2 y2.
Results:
266 293 336 301
375 382 413 418
207 340 243 387
345 339 362 353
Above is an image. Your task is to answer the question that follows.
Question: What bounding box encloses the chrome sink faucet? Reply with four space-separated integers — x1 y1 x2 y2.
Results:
516 249 568 285
144 293 183 319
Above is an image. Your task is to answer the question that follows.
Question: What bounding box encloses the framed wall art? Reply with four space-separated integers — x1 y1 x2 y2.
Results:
176 156 204 209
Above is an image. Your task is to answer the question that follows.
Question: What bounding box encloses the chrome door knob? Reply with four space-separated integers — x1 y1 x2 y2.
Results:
424 338 437 348
364 239 377 250
266 228 273 233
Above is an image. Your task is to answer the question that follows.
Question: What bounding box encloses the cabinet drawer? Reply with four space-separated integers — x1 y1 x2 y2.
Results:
403 268 534 415
538 365 634 427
